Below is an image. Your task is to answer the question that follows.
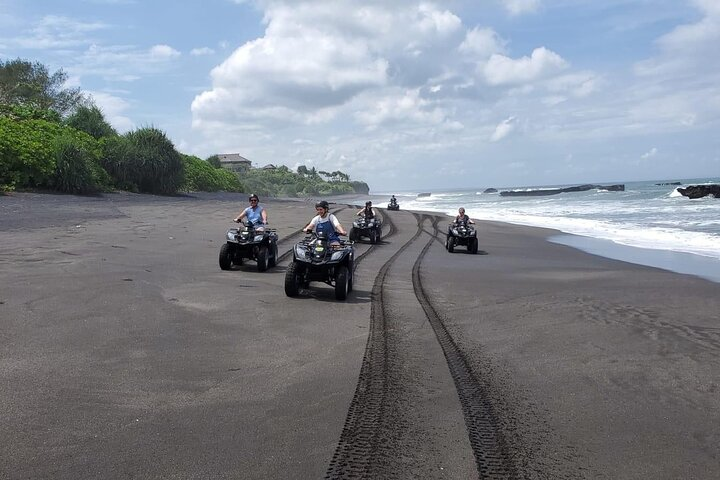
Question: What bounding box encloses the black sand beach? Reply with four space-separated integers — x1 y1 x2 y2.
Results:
1 192 719 479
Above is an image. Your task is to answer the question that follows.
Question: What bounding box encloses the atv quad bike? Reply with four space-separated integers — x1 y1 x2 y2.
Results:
219 220 279 272
284 231 354 300
446 222 478 254
349 216 382 244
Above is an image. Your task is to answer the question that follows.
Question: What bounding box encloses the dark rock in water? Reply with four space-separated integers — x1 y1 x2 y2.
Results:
417 192 431 198
499 184 625 197
656 182 682 186
677 184 720 199
483 188 498 193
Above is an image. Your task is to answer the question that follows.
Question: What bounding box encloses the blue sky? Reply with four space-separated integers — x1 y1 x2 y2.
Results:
1 0 718 191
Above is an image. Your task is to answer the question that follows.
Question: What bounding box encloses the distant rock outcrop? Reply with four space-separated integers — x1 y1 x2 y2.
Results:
656 182 682 186
677 184 720 199
483 188 498 193
417 192 431 198
349 181 370 195
500 184 625 197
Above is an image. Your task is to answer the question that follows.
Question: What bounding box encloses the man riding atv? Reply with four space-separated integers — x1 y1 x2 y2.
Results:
388 195 399 211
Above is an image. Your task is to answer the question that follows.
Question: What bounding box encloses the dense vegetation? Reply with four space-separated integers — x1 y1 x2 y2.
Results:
240 166 368 197
1 58 368 197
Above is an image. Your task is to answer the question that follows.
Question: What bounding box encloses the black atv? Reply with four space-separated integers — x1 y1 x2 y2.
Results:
349 216 382 244
219 220 279 272
446 222 478 254
284 231 354 300
387 199 399 211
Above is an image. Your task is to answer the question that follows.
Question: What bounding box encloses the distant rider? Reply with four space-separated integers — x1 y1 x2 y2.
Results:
390 195 397 206
356 201 376 219
234 193 268 230
303 200 347 246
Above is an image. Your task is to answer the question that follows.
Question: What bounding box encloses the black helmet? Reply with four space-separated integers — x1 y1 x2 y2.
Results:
365 201 372 206
249 193 259 202
315 200 329 209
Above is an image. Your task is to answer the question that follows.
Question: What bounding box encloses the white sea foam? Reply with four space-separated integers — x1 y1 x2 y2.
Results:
398 178 720 262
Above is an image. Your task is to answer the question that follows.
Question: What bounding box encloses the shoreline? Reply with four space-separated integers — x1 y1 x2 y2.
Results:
3 190 718 284
333 191 720 284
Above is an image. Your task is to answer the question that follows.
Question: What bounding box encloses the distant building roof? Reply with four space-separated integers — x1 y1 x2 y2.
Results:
261 164 276 170
218 154 251 165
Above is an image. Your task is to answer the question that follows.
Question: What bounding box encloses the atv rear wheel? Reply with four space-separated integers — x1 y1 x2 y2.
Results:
284 262 301 297
219 244 232 270
335 265 349 300
256 246 268 272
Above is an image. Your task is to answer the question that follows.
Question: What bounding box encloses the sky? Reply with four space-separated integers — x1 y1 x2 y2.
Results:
1 0 718 191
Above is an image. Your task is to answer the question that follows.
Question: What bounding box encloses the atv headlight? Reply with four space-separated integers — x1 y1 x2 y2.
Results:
226 231 236 241
254 235 264 242
452 228 459 235
294 244 306 258
331 250 344 261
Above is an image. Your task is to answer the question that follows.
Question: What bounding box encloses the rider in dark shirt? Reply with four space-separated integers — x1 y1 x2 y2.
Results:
357 201 376 219
449 207 474 235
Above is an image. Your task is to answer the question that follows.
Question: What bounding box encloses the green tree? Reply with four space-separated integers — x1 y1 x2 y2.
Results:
123 127 184 194
181 154 243 192
206 154 221 168
0 58 87 116
65 104 117 139
52 131 109 194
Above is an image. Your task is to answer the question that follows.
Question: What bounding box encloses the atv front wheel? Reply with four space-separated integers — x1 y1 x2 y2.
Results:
447 237 455 253
349 228 357 241
219 244 232 270
256 245 268 272
284 262 301 297
469 237 478 254
335 265 349 301
268 242 278 268
370 230 378 244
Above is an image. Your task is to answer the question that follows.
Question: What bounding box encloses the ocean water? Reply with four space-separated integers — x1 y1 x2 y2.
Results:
370 178 720 282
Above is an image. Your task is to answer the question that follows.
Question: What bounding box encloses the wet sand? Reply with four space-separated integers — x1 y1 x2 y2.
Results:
1 192 719 479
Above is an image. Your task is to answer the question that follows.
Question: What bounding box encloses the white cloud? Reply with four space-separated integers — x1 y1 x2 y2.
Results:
546 72 599 97
12 15 107 49
191 1 469 129
71 43 182 81
353 88 450 129
483 47 567 85
641 147 657 159
190 47 215 56
502 0 541 16
459 27 506 58
490 116 517 141
149 44 180 59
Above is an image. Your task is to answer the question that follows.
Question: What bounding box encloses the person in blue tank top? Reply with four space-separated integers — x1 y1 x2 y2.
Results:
234 194 268 230
303 200 347 245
